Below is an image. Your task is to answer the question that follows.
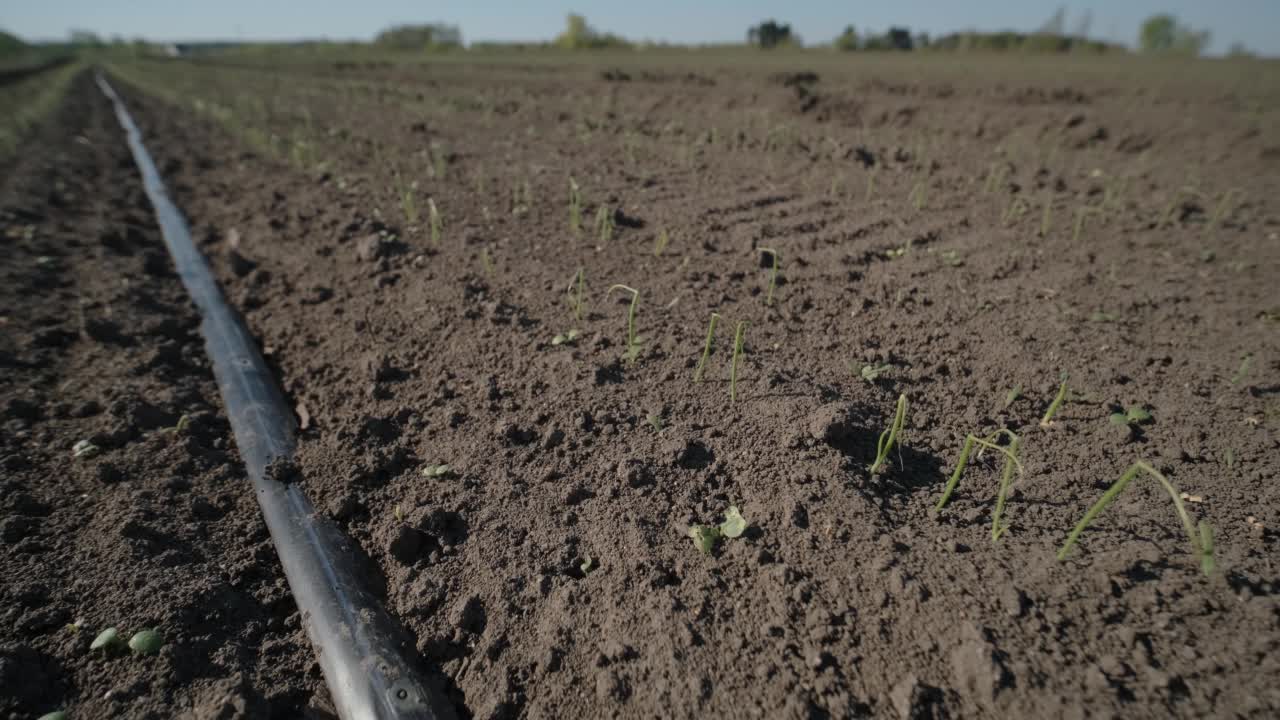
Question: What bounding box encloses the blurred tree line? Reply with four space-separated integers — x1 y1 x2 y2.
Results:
374 23 462 50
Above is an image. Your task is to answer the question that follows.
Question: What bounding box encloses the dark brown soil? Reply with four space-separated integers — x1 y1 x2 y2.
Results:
5 55 1280 719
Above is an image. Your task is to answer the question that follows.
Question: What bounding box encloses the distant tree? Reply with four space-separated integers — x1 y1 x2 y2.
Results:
834 25 859 51
1072 9 1093 40
375 23 462 50
0 29 25 56
68 29 103 47
748 20 794 49
554 13 629 49
886 27 913 50
1227 42 1255 59
1139 14 1208 56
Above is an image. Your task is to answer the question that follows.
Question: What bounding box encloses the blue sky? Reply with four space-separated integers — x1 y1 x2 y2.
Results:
5 1 1277 55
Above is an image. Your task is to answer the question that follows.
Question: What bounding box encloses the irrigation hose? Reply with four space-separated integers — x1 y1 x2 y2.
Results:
94 71 454 720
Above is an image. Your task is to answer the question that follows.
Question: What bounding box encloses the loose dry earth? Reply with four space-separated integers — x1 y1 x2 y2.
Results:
3 54 1279 719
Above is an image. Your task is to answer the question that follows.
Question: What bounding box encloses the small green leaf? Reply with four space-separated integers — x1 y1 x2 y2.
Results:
1089 311 1118 323
37 712 67 720
128 629 162 655
860 364 891 383
1126 406 1152 423
1109 412 1130 426
72 439 99 459
551 334 566 346
1002 386 1022 409
580 556 596 574
90 627 122 651
719 506 747 539
566 328 580 341
688 525 720 554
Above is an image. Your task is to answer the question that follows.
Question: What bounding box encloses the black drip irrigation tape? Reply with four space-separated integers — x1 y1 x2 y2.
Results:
94 71 454 720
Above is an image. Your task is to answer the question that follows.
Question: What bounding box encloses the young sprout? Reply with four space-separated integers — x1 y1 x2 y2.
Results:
730 321 747 403
1039 375 1069 427
654 229 670 257
759 247 780 306
687 506 748 554
1002 195 1029 227
567 267 585 323
908 181 926 212
90 627 124 653
933 430 1023 542
1072 205 1096 244
568 177 582 235
551 328 581 346
595 206 615 243
694 312 722 382
400 181 419 226
860 363 891 383
430 141 447 180
1002 386 1022 410
1109 405 1152 426
480 248 495 277
428 198 442 247
1230 353 1253 386
983 163 1007 194
605 284 642 363
1039 192 1053 237
1057 460 1215 576
128 629 163 656
421 464 452 478
1207 188 1242 234
579 555 596 574
869 394 908 474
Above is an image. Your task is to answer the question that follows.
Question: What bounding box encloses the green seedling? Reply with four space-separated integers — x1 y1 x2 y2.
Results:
1089 310 1119 323
869 394 908 474
90 627 124 653
1040 376 1069 427
480 248 495 277
428 198 442 247
567 267 585 323
1002 386 1022 410
400 181 418 226
933 430 1024 542
654 229 670 256
551 328 581 346
1109 405 1152 426
860 363 891 383
646 413 664 432
1207 188 1243 233
606 284 643 363
37 712 67 720
1058 460 1215 576
568 177 582 235
580 556 596 574
1039 193 1053 237
730 321 747 404
595 205 615 243
983 163 1007 194
908 181 926 212
430 141 447 180
421 464 452 478
394 503 404 522
1225 447 1236 469
1002 195 1029 227
1072 205 1097 244
759 247 780 306
73 439 99 459
941 249 963 267
129 629 163 656
1230 354 1253 385
687 506 748 554
694 312 722 382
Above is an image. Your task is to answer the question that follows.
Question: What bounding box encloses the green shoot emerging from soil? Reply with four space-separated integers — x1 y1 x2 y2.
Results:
688 506 748 554
1230 353 1253 386
1109 405 1152 426
1057 460 1215 576
568 177 582 235
428 198 442 247
654 229 670 256
908 181 926 212
1207 188 1243 234
606 284 642 363
870 394 908 474
933 430 1023 542
595 205 615 243
759 247 780 306
400 180 418 226
567 267 585 323
860 363 891 383
694 312 722 382
730 321 746 403
1040 375 1069 427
